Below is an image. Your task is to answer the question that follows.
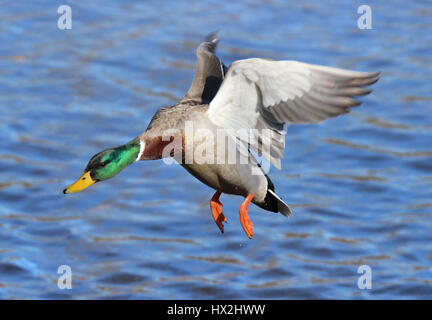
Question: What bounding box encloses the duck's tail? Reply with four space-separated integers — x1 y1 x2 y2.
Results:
256 175 292 216
267 189 292 216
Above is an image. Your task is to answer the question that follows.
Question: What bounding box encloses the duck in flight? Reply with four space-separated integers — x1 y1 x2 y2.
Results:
63 34 379 239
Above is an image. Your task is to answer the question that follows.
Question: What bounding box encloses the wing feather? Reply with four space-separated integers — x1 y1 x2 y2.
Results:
206 58 379 168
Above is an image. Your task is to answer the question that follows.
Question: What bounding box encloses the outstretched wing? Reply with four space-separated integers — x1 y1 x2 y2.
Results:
206 58 380 169
180 33 227 105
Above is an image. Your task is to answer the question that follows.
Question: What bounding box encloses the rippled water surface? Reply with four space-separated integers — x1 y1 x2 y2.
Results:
0 1 431 299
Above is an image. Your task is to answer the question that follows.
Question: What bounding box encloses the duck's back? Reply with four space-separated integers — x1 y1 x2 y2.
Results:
144 103 209 137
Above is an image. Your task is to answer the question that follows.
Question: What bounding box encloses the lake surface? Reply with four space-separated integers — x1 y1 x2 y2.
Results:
0 0 431 299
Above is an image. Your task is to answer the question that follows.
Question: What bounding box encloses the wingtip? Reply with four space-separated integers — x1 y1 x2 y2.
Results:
197 32 221 54
363 71 381 85
205 31 220 43
368 74 380 86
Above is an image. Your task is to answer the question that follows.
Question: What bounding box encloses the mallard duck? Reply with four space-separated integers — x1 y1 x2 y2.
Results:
63 34 379 239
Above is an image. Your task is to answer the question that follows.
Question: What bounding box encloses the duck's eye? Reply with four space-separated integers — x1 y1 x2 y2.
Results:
82 177 86 180
100 163 106 167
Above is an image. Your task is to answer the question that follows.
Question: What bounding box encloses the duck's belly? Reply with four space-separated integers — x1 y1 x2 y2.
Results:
181 162 267 202
179 110 268 202
181 162 247 196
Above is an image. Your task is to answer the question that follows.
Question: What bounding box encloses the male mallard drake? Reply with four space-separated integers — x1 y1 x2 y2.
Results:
63 34 379 239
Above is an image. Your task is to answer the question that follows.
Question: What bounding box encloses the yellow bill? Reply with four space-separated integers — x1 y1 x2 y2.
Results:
63 171 95 194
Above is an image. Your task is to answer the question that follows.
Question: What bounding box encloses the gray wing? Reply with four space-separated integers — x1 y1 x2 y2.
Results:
206 58 380 169
181 33 227 105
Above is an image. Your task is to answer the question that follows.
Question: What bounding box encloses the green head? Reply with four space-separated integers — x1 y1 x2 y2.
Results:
63 137 141 194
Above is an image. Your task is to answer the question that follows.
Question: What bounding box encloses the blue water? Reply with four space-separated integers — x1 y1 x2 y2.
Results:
0 0 431 299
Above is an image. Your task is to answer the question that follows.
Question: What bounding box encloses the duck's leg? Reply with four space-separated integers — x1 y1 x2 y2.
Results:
210 190 227 233
239 193 254 239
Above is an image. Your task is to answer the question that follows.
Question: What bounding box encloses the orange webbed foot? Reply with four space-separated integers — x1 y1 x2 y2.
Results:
239 193 254 239
210 191 227 233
